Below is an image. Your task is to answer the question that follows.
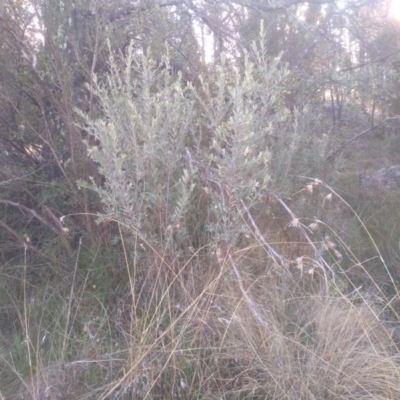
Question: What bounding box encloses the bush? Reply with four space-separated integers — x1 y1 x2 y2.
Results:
2 30 400 400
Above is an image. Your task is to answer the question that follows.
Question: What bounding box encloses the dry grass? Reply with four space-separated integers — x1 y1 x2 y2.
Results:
1 185 400 400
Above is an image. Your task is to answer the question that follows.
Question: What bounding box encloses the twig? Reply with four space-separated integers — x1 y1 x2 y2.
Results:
345 285 362 297
325 117 400 163
0 168 44 186
239 198 287 268
228 254 269 328
0 199 74 256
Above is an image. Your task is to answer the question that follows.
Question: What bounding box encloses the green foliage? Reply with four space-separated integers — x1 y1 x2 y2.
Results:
81 28 326 254
79 46 197 248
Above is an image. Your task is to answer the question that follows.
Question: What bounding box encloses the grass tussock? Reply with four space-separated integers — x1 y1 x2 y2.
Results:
1 187 400 400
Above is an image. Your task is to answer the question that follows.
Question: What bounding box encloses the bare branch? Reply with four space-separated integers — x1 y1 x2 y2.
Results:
231 0 337 13
106 0 366 23
228 254 270 328
0 199 73 256
109 1 185 21
325 118 400 163
0 169 44 186
239 198 287 269
0 219 44 256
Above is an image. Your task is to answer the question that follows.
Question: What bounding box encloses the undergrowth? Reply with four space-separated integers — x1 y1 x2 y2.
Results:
1 180 400 400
